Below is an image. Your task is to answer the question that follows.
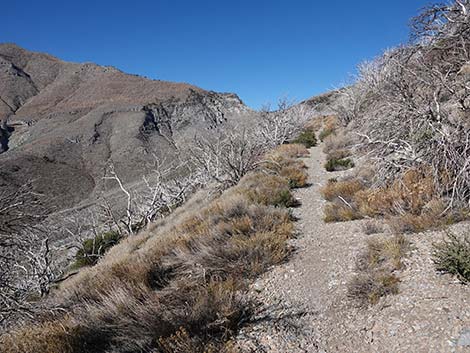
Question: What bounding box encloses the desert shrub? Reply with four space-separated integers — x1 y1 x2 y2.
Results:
320 179 364 202
323 203 362 223
433 232 470 282
338 2 470 206
354 169 436 217
260 143 309 189
237 173 298 207
324 158 354 172
349 235 409 306
360 235 409 271
0 319 107 353
348 272 400 306
323 129 355 157
280 166 308 188
73 231 122 268
268 143 309 159
292 130 317 148
325 149 351 161
362 221 384 235
319 127 335 142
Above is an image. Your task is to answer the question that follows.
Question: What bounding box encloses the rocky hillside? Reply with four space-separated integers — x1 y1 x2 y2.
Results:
0 44 253 212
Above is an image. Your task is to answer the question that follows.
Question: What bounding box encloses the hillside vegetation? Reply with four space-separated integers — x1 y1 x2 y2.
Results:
335 1 470 206
0 95 319 352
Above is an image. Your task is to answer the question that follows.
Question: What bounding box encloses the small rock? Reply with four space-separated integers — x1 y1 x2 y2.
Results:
457 328 470 346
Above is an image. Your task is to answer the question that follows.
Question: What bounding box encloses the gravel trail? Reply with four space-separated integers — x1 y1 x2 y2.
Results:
236 144 470 353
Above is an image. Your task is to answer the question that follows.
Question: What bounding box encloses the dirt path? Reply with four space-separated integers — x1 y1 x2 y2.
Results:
236 144 470 353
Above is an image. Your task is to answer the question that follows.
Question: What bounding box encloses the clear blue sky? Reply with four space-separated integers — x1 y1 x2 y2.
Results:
1 0 431 108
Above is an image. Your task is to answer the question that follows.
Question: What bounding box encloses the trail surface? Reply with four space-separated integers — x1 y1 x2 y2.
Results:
237 144 470 353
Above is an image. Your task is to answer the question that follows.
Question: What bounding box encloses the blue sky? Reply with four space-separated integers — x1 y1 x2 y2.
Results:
1 0 431 108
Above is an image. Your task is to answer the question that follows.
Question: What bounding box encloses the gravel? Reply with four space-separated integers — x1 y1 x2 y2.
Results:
234 144 470 353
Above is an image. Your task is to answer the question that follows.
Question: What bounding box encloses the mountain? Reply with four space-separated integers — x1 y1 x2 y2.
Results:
0 44 253 212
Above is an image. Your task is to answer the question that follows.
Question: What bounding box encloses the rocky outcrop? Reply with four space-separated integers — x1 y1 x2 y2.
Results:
0 44 254 213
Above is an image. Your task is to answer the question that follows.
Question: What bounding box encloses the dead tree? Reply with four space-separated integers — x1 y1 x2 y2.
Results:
191 130 265 188
0 185 59 329
257 98 314 146
339 0 470 206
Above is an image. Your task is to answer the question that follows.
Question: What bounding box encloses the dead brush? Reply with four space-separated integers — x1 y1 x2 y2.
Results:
261 143 309 189
304 115 337 133
262 157 308 189
387 199 469 234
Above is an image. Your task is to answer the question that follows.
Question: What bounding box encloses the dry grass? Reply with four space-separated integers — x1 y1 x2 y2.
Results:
354 169 436 218
362 221 384 235
317 116 339 142
0 319 81 353
262 144 309 189
321 169 466 231
267 144 309 160
0 144 308 353
321 179 365 222
348 235 409 306
320 179 365 202
323 203 362 223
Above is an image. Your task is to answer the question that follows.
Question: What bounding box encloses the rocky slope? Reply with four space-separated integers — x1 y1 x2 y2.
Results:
0 43 253 212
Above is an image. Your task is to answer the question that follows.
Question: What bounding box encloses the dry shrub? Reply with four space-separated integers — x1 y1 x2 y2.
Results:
347 169 466 233
321 179 365 222
304 115 337 133
292 129 317 148
433 231 470 283
261 143 309 189
280 165 308 188
157 328 209 353
0 318 111 353
317 116 338 142
355 169 436 217
324 158 354 172
360 235 409 271
267 143 309 160
318 127 335 142
325 149 351 161
323 203 362 223
348 272 400 306
1 144 305 353
320 179 365 202
323 129 355 158
237 173 298 207
321 170 466 230
387 199 469 234
349 235 409 306
362 221 384 235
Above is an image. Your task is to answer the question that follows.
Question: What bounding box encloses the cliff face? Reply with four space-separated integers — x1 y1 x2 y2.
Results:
0 44 253 211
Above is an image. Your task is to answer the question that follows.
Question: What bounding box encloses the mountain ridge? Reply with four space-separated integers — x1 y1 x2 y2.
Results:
0 43 253 212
